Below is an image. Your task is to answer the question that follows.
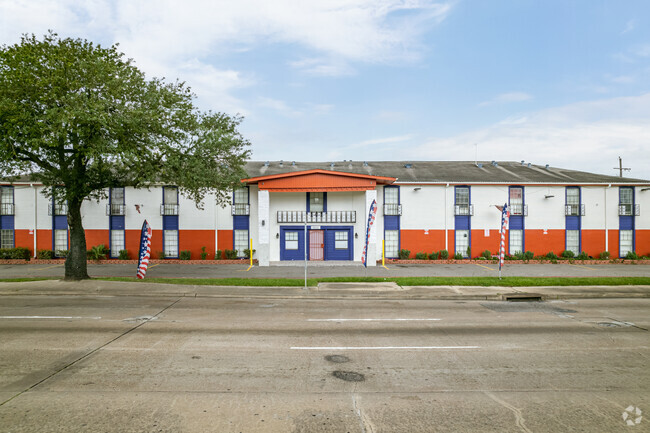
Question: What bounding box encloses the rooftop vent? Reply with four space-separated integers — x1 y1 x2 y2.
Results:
491 161 498 167
545 164 550 169
363 161 368 167
404 163 412 168
264 161 269 167
521 160 525 165
330 162 335 168
527 163 531 168
291 161 296 166
477 163 483 168
279 160 283 167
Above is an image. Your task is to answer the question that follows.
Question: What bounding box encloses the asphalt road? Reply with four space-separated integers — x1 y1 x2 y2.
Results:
1 262 650 279
0 290 648 432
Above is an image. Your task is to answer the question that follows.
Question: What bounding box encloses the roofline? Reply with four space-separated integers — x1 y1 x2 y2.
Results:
395 181 650 186
241 168 396 184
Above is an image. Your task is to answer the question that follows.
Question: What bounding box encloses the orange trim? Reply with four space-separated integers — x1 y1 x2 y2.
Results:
243 170 395 192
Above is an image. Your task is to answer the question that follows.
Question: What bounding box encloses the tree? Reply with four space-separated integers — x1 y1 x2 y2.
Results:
0 32 250 280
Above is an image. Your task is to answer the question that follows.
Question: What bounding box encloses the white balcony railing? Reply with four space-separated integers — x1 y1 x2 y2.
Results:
0 203 14 215
277 210 356 223
48 203 68 216
160 204 179 216
383 204 402 216
619 204 640 216
565 204 585 216
106 204 126 216
232 203 250 216
454 204 474 216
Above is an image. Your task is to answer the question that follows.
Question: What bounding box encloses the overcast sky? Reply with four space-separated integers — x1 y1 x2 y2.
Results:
1 0 649 178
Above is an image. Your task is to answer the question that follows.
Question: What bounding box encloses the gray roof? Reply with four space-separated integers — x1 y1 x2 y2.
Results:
244 161 650 184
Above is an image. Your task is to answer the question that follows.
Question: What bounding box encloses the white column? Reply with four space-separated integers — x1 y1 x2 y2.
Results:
258 190 270 266
365 189 377 266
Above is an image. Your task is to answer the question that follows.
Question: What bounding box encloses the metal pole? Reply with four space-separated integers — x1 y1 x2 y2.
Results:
304 216 307 290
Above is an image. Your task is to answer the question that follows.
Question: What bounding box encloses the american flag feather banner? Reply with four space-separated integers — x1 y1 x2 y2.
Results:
136 220 153 279
361 199 378 267
497 203 510 272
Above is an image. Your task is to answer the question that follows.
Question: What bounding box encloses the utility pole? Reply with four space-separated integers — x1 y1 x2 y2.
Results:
614 156 631 178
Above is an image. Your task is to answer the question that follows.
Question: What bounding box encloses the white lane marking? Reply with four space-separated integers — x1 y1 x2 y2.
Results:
291 346 479 350
0 316 101 320
308 318 441 322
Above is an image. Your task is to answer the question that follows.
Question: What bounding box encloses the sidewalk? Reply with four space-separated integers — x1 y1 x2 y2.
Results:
1 279 649 301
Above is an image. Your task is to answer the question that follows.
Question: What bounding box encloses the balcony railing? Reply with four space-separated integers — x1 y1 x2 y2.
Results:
277 210 356 223
510 204 528 216
383 204 402 216
48 203 68 216
160 204 179 216
565 204 585 216
454 204 474 216
106 203 126 216
619 204 640 216
232 203 250 216
0 203 14 215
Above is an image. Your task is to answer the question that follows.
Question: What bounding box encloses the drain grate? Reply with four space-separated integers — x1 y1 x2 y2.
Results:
502 293 543 302
332 371 365 382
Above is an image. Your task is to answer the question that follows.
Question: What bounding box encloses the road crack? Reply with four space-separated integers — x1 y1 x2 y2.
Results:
485 392 532 433
0 296 183 407
352 393 375 433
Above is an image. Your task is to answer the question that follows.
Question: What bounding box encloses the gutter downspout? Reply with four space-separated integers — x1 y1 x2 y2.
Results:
605 184 610 252
445 183 449 251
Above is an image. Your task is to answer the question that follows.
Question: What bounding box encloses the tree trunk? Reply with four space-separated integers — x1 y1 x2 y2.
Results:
64 198 89 280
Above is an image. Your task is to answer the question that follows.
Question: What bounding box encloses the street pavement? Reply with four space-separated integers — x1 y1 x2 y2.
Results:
0 281 649 432
1 261 650 279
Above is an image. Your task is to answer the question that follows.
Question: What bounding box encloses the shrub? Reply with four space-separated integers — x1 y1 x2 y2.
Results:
546 252 558 260
524 251 534 261
398 249 410 259
625 251 638 260
244 249 256 259
576 252 589 260
157 251 166 259
37 249 54 259
0 247 31 260
200 246 208 260
453 252 463 260
180 250 191 260
481 250 492 260
57 249 69 258
560 250 575 259
599 251 610 260
87 245 109 261
428 251 439 260
466 246 471 259
224 249 238 259
415 252 427 260
118 250 129 260
513 252 525 260
215 249 222 260
439 249 449 259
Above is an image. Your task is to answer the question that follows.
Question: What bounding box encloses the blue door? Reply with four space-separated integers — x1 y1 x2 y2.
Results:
324 227 353 260
280 227 305 261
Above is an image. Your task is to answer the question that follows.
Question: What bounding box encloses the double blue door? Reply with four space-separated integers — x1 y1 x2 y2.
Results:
280 226 353 261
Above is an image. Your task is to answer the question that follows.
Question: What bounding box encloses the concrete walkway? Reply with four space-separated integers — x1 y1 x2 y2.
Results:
1 279 649 301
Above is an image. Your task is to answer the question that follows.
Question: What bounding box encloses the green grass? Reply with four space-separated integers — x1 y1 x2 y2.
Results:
0 277 58 283
94 276 650 287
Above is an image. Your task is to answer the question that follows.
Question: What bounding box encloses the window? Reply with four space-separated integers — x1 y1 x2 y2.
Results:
309 192 324 212
566 230 580 255
0 186 13 215
234 229 249 257
232 188 250 215
455 230 469 256
0 229 13 249
164 187 178 205
54 229 68 256
510 187 523 215
285 232 299 250
509 230 523 254
335 231 348 249
384 230 399 258
109 187 125 215
619 188 633 216
384 187 400 215
620 230 633 257
110 230 125 258
164 230 178 257
566 188 580 216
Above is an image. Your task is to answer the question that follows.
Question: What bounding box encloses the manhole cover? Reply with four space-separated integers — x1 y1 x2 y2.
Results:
325 355 350 363
332 371 365 382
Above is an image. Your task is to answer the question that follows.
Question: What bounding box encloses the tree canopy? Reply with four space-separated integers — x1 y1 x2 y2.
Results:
0 32 251 280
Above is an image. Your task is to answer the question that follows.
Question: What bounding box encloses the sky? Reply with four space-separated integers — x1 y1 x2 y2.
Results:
1 0 650 178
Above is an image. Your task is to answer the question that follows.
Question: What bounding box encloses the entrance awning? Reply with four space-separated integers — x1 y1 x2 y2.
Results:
241 169 396 192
